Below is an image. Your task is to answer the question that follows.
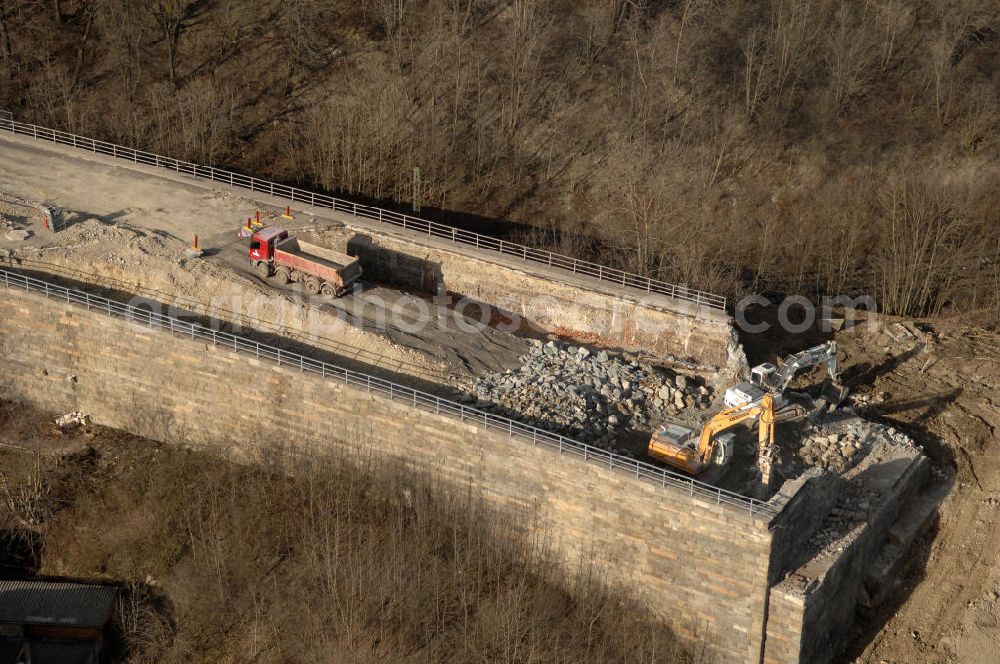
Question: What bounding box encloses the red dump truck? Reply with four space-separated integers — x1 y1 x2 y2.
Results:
249 226 362 297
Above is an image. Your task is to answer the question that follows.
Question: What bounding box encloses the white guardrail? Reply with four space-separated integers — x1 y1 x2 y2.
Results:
0 116 727 311
0 269 772 517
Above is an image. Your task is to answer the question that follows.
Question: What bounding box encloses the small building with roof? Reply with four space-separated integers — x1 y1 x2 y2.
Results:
0 579 118 664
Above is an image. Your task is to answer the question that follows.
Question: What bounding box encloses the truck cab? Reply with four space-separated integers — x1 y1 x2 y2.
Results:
249 226 289 262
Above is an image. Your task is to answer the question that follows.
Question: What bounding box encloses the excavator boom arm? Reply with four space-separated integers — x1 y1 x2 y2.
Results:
755 395 777 485
648 396 777 479
773 341 840 392
696 397 769 464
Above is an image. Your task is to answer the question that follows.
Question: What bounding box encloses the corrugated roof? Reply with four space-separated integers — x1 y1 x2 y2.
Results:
0 580 118 629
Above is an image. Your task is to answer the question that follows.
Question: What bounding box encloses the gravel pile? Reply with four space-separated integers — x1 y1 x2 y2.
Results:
808 516 862 555
461 339 712 449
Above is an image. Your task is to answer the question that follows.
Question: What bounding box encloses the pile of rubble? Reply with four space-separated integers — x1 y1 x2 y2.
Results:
850 390 893 418
805 425 924 555
797 429 867 472
55 411 90 432
808 482 880 554
461 340 712 449
797 421 920 473
0 211 32 241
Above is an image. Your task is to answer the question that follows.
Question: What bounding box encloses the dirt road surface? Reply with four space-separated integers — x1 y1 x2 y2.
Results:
0 134 528 378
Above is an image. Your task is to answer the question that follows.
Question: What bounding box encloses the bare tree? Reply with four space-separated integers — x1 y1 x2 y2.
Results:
580 0 615 59
926 0 993 127
0 451 49 529
824 4 874 113
767 0 818 97
672 0 709 85
152 0 196 87
705 104 747 187
875 175 974 316
928 34 955 127
741 26 771 119
958 82 996 154
871 0 911 71
71 0 97 90
372 0 411 40
0 1 11 61
284 0 328 70
96 0 149 97
500 0 547 139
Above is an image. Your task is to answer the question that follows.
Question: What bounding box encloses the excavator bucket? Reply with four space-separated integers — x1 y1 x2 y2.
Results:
818 379 849 409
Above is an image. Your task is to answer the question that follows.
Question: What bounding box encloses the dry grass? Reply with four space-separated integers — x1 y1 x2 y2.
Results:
0 400 693 663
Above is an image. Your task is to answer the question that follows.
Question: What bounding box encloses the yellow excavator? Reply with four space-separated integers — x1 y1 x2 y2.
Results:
647 394 777 483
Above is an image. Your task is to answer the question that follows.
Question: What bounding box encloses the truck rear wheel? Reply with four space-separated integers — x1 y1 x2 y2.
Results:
256 262 271 279
305 278 322 295
320 282 336 298
273 267 291 285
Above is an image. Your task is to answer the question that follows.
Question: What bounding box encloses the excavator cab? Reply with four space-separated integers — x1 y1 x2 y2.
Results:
750 363 779 389
648 423 735 474
711 432 735 465
725 363 781 409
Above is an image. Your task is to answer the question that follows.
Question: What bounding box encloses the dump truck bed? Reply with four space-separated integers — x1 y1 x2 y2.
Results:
274 237 362 287
295 239 357 268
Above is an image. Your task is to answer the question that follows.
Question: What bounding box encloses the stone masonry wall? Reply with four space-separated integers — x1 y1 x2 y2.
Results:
764 457 930 664
761 589 807 664
0 284 770 663
766 470 838 585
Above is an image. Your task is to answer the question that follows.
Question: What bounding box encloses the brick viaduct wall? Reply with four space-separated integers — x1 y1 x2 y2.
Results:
0 284 780 662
